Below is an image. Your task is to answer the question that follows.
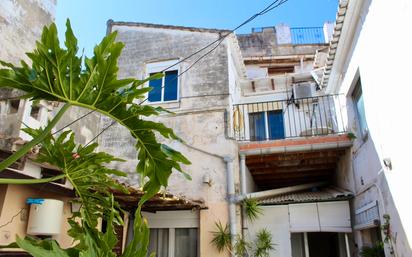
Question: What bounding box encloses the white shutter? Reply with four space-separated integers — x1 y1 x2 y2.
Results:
289 201 352 233
318 201 351 232
289 203 320 232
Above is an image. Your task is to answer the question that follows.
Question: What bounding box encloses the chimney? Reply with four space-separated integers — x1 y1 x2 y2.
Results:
275 23 292 44
323 21 335 43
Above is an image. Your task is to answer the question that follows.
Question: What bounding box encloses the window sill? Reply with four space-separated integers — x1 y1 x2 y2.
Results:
145 100 180 110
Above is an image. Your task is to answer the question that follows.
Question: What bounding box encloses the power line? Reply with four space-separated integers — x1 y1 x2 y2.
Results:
159 0 289 73
139 0 289 105
19 0 290 145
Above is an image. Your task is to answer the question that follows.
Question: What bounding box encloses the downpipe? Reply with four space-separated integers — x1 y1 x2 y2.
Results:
224 156 237 256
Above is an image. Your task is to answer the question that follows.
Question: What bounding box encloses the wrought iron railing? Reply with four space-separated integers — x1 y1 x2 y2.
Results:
291 27 325 44
231 95 346 141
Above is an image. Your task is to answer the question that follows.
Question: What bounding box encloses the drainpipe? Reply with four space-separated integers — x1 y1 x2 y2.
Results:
224 156 237 256
239 155 247 195
239 154 247 237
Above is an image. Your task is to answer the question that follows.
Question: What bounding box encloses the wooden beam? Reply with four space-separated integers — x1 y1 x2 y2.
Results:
250 164 336 174
255 175 332 187
246 150 345 165
247 157 339 169
252 170 333 179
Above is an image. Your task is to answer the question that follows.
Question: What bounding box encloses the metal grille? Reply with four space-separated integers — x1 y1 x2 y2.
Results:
231 95 346 141
354 201 380 230
291 27 325 44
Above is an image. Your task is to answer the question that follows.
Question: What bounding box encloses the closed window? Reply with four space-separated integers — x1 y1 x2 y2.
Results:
127 210 199 257
249 110 285 141
146 228 198 257
146 60 179 103
352 78 368 137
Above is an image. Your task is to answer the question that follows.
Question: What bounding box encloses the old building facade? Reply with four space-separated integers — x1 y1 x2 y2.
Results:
0 0 411 256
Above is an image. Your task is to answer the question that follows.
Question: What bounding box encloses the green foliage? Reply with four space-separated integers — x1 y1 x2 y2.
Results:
0 19 190 203
8 128 156 257
210 223 275 257
0 20 190 257
360 242 385 257
242 197 263 221
234 235 251 257
24 128 127 227
253 229 275 257
211 221 231 252
347 132 357 140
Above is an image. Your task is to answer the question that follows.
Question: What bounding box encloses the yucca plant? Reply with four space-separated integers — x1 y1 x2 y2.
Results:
234 235 251 257
211 221 232 253
253 229 275 257
242 197 263 221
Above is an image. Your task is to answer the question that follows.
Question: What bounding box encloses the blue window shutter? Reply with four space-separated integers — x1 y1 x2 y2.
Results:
148 73 162 102
249 112 266 141
164 70 178 101
268 110 285 139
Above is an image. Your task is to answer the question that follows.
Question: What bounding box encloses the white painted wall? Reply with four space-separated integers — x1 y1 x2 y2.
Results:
331 0 412 255
247 201 351 257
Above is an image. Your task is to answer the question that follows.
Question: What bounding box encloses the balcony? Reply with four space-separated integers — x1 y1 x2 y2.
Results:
232 95 352 190
232 95 346 141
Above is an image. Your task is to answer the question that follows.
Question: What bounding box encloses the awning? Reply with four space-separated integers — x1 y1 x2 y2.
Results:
0 164 206 212
113 186 207 212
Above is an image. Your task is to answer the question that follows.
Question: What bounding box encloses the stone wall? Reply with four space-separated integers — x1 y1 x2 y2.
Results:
0 0 56 65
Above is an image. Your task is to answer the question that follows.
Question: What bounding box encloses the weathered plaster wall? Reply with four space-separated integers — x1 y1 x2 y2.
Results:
99 23 242 257
0 0 56 150
0 0 55 65
333 0 412 256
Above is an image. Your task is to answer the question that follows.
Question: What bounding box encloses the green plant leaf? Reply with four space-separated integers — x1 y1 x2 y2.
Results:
253 229 275 257
242 197 263 221
211 221 231 253
0 19 190 204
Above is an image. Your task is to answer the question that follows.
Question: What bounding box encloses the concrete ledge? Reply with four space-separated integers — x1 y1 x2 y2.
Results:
239 134 352 155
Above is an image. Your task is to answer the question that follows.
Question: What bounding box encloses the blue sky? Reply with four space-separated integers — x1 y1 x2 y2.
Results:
56 0 338 56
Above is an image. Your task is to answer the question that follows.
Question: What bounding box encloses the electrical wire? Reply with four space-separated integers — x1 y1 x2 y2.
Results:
83 0 290 144
159 0 289 73
10 0 290 146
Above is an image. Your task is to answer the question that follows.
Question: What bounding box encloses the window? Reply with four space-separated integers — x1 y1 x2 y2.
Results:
148 228 169 257
291 232 349 257
146 228 198 257
249 110 285 141
127 210 199 257
146 60 179 103
30 103 41 120
7 100 20 114
352 78 368 138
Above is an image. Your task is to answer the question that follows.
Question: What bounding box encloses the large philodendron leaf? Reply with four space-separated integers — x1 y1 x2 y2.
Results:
0 19 190 201
23 127 127 228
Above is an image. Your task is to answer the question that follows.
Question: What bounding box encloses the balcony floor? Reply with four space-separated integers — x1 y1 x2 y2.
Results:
239 134 352 156
240 134 352 190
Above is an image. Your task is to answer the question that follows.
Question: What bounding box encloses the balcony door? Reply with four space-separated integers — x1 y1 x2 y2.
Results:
249 110 285 141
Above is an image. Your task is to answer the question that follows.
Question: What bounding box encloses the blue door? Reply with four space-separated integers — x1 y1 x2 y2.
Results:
248 112 266 141
267 110 285 140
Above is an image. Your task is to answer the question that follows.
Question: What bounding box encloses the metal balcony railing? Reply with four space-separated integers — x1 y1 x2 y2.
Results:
291 27 325 44
231 95 346 141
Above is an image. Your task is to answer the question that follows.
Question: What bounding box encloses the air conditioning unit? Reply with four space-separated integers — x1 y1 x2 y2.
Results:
293 83 315 99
